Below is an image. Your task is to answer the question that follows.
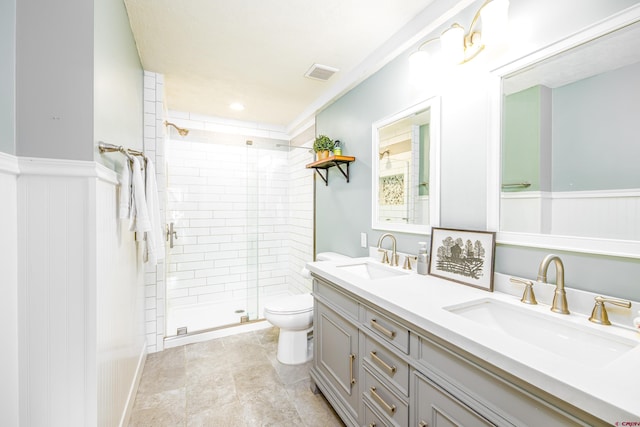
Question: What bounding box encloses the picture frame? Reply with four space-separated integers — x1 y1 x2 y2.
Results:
428 227 496 291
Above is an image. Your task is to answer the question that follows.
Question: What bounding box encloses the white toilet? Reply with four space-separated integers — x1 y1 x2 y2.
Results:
263 252 350 365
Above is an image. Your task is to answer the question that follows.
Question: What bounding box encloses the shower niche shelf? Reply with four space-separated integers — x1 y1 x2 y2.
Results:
306 155 355 186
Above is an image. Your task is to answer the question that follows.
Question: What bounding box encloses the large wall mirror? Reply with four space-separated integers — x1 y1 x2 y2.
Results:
488 8 640 258
372 97 440 234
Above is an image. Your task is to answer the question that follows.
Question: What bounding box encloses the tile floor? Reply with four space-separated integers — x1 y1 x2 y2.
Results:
128 326 345 427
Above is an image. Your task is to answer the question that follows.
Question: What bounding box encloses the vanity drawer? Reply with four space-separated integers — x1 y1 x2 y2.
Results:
363 400 392 427
363 334 409 396
313 277 359 321
364 307 410 354
363 367 408 427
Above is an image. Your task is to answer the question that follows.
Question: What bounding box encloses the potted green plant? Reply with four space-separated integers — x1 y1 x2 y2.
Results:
313 135 335 160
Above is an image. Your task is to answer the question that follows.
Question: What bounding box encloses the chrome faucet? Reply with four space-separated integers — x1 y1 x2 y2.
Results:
537 254 570 314
377 233 398 266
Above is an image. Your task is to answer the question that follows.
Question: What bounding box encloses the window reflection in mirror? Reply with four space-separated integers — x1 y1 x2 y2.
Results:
500 20 640 242
372 98 440 234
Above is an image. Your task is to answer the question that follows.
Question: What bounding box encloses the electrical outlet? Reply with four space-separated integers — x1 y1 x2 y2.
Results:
360 232 367 248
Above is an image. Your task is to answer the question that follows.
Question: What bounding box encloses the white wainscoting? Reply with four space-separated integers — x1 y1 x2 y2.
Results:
0 153 19 427
96 177 147 427
17 157 146 427
551 189 640 241
500 191 552 234
501 189 640 240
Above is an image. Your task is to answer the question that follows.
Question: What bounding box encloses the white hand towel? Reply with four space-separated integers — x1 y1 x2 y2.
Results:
145 159 165 265
128 156 151 233
118 159 132 219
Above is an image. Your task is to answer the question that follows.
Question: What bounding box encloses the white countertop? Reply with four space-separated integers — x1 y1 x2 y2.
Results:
306 256 640 424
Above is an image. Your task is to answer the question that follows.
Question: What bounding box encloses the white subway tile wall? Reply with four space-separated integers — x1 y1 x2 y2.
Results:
287 144 315 294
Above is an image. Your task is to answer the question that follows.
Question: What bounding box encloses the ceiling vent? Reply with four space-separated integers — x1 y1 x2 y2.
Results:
304 64 339 81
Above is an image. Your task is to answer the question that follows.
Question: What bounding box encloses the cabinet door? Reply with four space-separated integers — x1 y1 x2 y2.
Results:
316 301 360 421
414 372 494 427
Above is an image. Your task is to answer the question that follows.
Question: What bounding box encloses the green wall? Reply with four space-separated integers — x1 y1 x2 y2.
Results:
503 86 542 191
504 61 640 193
553 61 640 191
94 0 144 167
316 52 432 257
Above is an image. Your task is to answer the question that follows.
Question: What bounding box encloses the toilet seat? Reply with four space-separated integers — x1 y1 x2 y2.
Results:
264 294 313 315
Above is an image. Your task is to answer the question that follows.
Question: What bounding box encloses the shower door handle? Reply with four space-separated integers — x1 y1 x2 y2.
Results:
166 222 178 248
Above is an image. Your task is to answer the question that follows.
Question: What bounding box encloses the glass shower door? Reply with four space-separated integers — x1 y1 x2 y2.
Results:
164 138 259 336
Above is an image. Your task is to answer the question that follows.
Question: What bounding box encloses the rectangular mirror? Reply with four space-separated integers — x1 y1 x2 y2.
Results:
489 8 640 258
372 97 440 234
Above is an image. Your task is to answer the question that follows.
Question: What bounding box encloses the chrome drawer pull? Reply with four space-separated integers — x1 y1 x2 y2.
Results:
370 318 396 339
419 421 428 427
370 386 396 416
370 351 397 376
369 424 376 427
349 353 356 386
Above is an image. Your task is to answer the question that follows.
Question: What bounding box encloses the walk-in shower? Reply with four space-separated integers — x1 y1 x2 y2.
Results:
164 130 314 337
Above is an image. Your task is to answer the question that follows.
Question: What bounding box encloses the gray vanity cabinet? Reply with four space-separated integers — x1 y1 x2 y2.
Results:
310 275 607 427
314 301 360 423
311 277 361 426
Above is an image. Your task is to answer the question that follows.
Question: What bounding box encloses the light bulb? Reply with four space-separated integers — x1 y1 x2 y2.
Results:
440 24 465 64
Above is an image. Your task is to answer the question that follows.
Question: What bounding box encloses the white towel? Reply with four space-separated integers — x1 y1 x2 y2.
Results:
145 159 165 265
118 160 132 219
128 156 151 234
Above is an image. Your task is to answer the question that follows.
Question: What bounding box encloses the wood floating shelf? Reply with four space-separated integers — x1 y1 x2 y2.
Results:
306 155 356 186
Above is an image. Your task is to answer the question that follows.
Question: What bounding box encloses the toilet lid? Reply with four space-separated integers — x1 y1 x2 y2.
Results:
264 294 313 315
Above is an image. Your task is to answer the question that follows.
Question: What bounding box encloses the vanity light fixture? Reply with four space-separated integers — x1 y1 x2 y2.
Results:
410 0 509 67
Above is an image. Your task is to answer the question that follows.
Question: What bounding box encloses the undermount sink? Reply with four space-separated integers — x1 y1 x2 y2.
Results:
446 298 639 366
337 261 409 280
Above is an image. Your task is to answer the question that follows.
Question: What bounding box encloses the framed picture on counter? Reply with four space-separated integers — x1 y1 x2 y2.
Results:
428 227 496 292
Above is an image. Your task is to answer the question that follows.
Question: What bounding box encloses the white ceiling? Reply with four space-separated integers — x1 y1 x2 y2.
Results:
124 0 436 131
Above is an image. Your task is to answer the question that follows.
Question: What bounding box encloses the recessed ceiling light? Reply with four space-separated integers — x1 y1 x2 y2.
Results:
230 102 245 111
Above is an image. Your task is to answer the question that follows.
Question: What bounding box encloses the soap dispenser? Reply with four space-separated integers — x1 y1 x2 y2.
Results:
417 242 428 275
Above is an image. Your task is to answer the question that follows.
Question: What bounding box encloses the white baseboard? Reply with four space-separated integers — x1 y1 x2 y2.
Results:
119 342 147 427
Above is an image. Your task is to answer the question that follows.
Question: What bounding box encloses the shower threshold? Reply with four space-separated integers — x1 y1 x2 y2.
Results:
163 318 272 349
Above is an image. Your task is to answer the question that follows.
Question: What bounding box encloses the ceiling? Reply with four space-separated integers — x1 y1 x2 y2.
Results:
124 0 435 132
